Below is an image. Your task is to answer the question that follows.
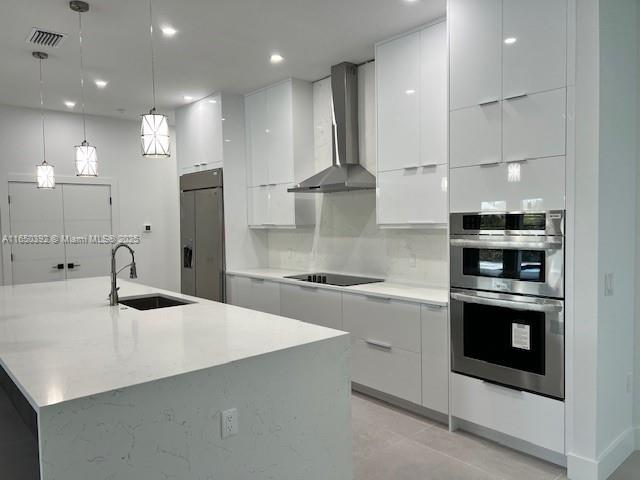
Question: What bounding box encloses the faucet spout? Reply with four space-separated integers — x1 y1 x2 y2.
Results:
110 243 137 306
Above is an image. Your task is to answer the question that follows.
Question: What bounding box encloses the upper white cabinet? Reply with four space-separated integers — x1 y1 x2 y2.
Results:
245 79 314 187
377 31 421 172
376 21 448 227
377 21 447 172
175 93 225 174
449 0 501 110
245 79 315 228
502 0 568 98
450 103 501 168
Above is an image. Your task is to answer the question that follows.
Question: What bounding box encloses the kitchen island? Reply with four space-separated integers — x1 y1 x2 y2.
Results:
0 277 352 480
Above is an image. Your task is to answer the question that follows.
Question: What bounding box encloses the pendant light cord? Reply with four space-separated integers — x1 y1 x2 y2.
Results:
39 57 46 164
149 0 157 111
78 11 87 142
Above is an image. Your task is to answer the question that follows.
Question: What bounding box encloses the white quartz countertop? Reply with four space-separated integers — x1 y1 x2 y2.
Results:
0 277 347 410
226 268 449 306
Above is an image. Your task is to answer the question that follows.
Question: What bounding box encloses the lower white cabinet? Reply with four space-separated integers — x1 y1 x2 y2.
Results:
377 165 448 226
421 305 449 414
449 156 566 213
280 283 342 330
351 337 422 405
226 275 281 315
248 184 315 228
451 373 565 454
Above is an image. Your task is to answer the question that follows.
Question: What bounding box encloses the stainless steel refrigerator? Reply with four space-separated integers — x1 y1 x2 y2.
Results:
180 169 225 302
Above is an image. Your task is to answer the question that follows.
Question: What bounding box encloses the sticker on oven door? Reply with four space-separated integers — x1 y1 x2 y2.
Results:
512 323 531 350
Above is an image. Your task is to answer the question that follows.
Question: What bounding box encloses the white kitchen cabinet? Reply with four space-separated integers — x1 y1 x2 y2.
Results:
248 184 314 228
351 338 422 405
377 166 448 226
420 22 448 167
449 0 502 110
175 93 225 175
376 21 447 173
244 91 269 186
449 103 502 168
421 305 448 414
502 88 566 162
342 294 421 353
226 275 281 315
376 21 448 227
280 283 342 330
449 156 566 213
245 79 314 187
502 0 568 99
376 31 421 172
451 373 565 454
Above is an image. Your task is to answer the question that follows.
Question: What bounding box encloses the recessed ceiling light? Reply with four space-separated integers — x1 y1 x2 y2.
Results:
504 37 517 45
162 26 177 37
184 95 194 101
64 100 76 108
270 53 284 64
208 99 217 104
95 79 108 88
405 89 416 95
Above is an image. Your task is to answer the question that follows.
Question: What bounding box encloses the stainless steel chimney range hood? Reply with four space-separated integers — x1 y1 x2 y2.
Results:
288 62 376 194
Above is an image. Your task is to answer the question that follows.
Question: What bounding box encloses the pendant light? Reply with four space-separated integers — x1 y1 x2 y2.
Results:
140 0 170 158
70 0 98 176
33 51 55 189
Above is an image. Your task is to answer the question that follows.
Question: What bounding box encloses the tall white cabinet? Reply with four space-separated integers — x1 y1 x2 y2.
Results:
376 20 448 227
449 0 568 213
244 79 315 228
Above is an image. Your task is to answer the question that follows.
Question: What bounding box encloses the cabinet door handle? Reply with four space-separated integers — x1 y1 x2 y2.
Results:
479 161 502 167
364 295 391 302
478 99 499 107
505 156 533 163
365 339 392 351
250 278 265 283
300 284 318 291
504 93 528 101
52 263 64 270
403 165 420 170
422 162 440 168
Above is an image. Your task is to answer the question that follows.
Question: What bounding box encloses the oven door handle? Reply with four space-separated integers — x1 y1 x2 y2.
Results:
450 292 564 313
449 238 563 250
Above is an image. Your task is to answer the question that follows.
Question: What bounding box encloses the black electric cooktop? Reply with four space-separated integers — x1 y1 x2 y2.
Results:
285 273 384 287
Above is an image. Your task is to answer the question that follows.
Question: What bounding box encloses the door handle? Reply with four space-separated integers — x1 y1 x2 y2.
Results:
450 291 564 313
478 99 499 107
504 93 528 101
67 263 80 269
365 339 393 351
183 245 193 269
52 263 64 270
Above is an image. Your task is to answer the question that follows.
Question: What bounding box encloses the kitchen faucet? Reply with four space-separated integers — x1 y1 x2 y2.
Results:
109 242 138 306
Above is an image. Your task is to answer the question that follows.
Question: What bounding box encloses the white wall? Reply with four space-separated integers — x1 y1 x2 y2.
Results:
267 63 449 287
569 0 638 477
0 104 180 291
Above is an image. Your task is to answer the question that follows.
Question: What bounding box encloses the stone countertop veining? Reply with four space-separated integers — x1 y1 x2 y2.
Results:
0 277 347 410
226 268 449 306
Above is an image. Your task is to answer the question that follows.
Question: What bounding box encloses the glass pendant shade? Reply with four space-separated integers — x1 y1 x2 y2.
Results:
36 161 55 189
75 140 98 176
141 110 170 157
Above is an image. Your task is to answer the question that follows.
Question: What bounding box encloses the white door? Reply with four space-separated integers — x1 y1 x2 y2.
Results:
376 31 421 172
63 184 112 280
8 182 66 284
449 0 502 110
245 90 269 187
420 22 448 166
266 81 294 185
8 182 113 285
502 0 567 98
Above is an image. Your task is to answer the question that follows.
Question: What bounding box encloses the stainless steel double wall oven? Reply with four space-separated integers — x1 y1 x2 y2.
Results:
450 211 565 399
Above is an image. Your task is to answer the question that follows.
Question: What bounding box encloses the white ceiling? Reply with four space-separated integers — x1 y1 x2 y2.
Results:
0 0 445 120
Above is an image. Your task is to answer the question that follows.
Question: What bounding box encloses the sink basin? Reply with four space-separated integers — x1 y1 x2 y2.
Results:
118 294 194 311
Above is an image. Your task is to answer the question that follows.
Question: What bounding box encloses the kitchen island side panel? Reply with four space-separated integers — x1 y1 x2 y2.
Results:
38 334 351 480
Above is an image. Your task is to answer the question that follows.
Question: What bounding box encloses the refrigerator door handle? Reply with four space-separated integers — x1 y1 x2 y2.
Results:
183 245 194 269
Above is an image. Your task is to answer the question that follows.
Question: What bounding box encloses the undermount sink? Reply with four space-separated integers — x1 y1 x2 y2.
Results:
118 294 194 311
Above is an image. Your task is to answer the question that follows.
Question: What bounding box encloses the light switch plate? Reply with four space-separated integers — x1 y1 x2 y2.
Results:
221 408 238 438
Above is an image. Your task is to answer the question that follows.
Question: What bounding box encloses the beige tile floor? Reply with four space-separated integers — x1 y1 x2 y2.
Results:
352 391 567 480
352 392 640 480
